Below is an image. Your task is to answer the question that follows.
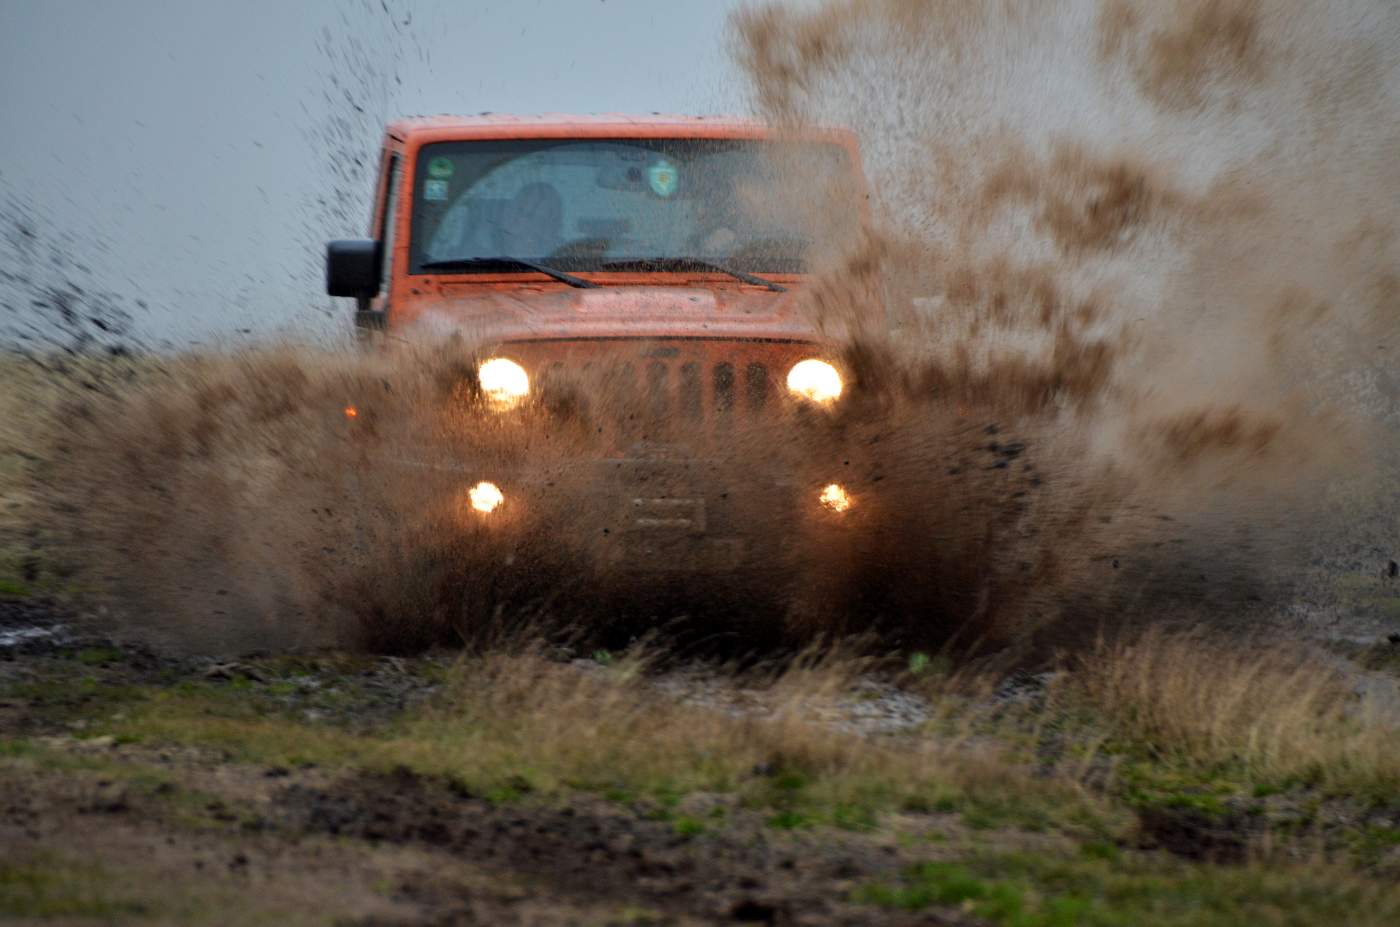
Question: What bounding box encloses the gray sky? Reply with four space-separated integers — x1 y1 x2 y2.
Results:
0 0 750 344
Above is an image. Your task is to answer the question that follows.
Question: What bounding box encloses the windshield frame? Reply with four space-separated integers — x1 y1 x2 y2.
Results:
401 132 859 279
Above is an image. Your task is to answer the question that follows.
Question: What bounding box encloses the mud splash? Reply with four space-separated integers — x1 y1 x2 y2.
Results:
25 337 1086 656
13 0 1400 657
735 0 1400 620
741 0 1398 401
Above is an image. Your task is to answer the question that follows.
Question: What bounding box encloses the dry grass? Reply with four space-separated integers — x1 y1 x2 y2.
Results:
16 620 1400 923
1067 626 1400 796
100 646 1117 835
97 624 1400 838
393 644 1113 832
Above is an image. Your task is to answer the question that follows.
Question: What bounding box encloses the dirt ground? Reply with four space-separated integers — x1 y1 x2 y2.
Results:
5 595 1400 927
0 600 955 926
2 761 952 926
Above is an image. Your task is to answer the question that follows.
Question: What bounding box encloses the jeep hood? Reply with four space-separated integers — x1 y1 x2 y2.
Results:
399 284 832 344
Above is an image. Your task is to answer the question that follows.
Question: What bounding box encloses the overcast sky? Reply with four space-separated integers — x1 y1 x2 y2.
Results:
0 0 752 345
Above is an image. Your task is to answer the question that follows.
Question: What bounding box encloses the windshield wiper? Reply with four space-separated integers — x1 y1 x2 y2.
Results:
601 258 787 293
419 256 598 289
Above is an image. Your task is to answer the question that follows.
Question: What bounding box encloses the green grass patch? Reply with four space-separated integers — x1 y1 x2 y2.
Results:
1349 825 1400 869
0 738 142 775
0 855 147 920
108 693 377 769
766 809 813 830
74 645 125 666
856 861 1032 920
855 846 1400 926
0 577 30 598
1 673 150 728
0 738 252 833
672 816 706 837
0 840 374 926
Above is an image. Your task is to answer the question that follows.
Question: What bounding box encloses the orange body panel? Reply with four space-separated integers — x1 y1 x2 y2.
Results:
367 114 867 352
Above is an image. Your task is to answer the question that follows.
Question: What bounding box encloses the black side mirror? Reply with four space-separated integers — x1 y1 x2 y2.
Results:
326 239 382 298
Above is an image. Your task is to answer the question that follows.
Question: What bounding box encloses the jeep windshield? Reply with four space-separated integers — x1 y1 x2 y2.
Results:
409 138 856 276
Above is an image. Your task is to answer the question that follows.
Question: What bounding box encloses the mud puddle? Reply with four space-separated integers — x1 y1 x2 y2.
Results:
0 598 68 650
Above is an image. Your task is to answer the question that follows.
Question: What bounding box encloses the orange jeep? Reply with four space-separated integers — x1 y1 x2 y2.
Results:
326 115 869 572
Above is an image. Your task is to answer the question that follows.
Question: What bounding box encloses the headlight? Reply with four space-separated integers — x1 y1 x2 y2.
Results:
786 359 843 404
468 480 505 514
478 358 529 409
819 483 852 513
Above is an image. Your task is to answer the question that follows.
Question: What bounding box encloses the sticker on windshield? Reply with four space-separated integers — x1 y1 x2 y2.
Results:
648 159 679 198
427 156 455 180
423 179 449 201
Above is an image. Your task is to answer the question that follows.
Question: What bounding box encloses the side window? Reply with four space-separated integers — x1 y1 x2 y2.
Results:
377 155 402 295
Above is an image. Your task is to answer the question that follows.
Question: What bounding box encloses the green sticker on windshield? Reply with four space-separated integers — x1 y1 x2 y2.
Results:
648 159 678 198
427 156 454 180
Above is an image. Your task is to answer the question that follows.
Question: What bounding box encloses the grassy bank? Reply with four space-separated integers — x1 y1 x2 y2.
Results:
4 624 1399 924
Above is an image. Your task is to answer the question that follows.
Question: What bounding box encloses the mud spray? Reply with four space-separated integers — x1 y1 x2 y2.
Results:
13 0 1400 658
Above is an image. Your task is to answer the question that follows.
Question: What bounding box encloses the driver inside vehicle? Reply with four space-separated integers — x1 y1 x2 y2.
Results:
492 181 564 257
687 181 741 257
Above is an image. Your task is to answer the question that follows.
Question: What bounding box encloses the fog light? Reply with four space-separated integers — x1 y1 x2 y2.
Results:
468 481 505 514
819 483 852 513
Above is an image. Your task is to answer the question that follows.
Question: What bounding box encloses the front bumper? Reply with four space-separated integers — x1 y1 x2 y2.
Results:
458 455 858 574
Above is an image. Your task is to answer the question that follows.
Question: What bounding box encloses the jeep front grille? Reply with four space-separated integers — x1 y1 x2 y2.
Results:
523 342 807 442
745 363 769 413
632 359 771 426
